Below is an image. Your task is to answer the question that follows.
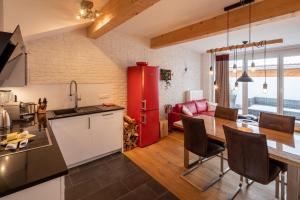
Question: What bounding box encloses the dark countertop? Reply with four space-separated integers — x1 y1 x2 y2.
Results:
0 114 67 197
0 104 124 197
47 105 124 120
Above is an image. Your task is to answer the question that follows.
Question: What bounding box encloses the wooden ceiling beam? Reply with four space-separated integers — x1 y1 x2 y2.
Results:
88 0 160 39
151 0 300 49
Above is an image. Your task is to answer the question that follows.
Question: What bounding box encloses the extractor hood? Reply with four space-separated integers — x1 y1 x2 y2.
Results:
0 25 27 86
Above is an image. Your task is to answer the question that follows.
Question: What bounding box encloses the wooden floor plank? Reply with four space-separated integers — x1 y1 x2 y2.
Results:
124 131 277 200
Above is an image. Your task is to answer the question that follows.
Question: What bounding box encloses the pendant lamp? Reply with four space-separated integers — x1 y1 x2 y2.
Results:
237 41 253 82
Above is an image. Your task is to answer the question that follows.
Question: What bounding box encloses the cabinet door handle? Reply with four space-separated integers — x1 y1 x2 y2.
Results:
102 113 113 116
141 100 147 111
88 117 91 129
141 114 147 124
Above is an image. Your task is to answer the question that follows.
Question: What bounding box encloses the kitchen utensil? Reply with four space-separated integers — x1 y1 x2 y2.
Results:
19 139 29 149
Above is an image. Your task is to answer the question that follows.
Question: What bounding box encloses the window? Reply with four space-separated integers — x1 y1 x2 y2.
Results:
283 56 300 121
222 50 300 124
247 58 278 117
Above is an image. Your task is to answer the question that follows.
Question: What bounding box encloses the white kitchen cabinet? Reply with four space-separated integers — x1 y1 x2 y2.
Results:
50 115 92 167
0 176 64 200
90 111 123 157
50 110 123 168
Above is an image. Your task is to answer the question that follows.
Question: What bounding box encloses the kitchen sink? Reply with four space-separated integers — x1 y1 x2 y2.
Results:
53 108 77 115
53 106 101 116
76 106 101 113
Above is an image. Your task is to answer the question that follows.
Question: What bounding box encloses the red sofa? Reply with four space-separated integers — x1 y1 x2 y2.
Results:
168 99 215 129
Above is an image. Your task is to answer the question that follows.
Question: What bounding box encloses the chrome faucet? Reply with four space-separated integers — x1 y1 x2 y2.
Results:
69 80 81 109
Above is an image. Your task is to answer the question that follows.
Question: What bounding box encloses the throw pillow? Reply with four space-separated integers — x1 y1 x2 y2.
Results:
207 102 218 112
182 105 193 116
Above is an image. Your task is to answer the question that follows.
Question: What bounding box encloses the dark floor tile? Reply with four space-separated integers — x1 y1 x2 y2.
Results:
116 191 139 200
69 164 110 184
82 182 129 200
79 158 108 171
121 169 151 191
66 153 178 200
65 178 101 200
95 170 122 189
117 184 157 200
113 161 140 179
105 152 125 161
106 155 131 170
158 192 179 200
65 176 72 189
146 179 167 196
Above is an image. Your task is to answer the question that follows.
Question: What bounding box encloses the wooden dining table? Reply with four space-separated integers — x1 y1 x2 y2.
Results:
174 115 300 200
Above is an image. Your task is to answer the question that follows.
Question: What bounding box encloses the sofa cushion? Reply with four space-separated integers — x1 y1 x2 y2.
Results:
184 101 198 115
182 105 193 116
207 102 218 112
195 99 208 113
174 103 184 113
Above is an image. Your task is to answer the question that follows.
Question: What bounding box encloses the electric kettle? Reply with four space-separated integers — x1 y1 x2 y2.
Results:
0 109 10 128
0 90 12 129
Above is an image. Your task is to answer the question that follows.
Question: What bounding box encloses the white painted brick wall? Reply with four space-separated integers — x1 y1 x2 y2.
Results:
15 29 201 117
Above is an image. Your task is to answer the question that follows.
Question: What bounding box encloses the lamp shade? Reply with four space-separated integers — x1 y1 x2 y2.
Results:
237 71 253 82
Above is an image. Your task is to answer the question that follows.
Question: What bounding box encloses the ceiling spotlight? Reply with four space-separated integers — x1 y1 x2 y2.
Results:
233 63 237 73
234 81 239 91
76 0 100 21
250 62 256 72
263 82 268 94
209 66 213 75
214 81 218 90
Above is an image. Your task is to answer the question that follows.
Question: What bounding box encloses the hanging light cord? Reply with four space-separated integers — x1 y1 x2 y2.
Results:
235 49 238 80
227 11 229 47
249 3 255 63
264 40 267 83
248 3 251 43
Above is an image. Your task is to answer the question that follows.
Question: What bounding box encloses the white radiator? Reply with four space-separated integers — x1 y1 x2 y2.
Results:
185 90 204 102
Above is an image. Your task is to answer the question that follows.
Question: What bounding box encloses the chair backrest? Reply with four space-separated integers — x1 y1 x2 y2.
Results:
223 125 270 184
259 112 295 134
181 115 208 157
214 106 238 121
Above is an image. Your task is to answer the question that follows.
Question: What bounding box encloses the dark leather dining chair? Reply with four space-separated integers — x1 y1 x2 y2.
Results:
214 106 238 121
223 125 285 199
181 115 227 191
259 112 295 134
259 111 295 199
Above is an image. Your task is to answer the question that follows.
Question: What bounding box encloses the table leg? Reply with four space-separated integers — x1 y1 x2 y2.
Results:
184 148 189 169
287 165 299 200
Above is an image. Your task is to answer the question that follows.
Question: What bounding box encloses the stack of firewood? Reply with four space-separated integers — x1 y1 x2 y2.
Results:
123 115 138 151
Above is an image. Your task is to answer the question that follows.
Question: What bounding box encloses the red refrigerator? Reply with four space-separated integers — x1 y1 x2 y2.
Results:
127 64 160 147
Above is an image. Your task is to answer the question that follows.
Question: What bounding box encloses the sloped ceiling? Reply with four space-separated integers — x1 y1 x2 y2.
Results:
2 0 300 53
2 0 108 38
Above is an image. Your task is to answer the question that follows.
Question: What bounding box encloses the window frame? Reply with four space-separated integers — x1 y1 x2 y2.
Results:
214 47 300 130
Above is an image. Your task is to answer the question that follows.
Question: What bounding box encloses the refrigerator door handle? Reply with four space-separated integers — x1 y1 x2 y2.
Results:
141 113 147 124
141 100 147 111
